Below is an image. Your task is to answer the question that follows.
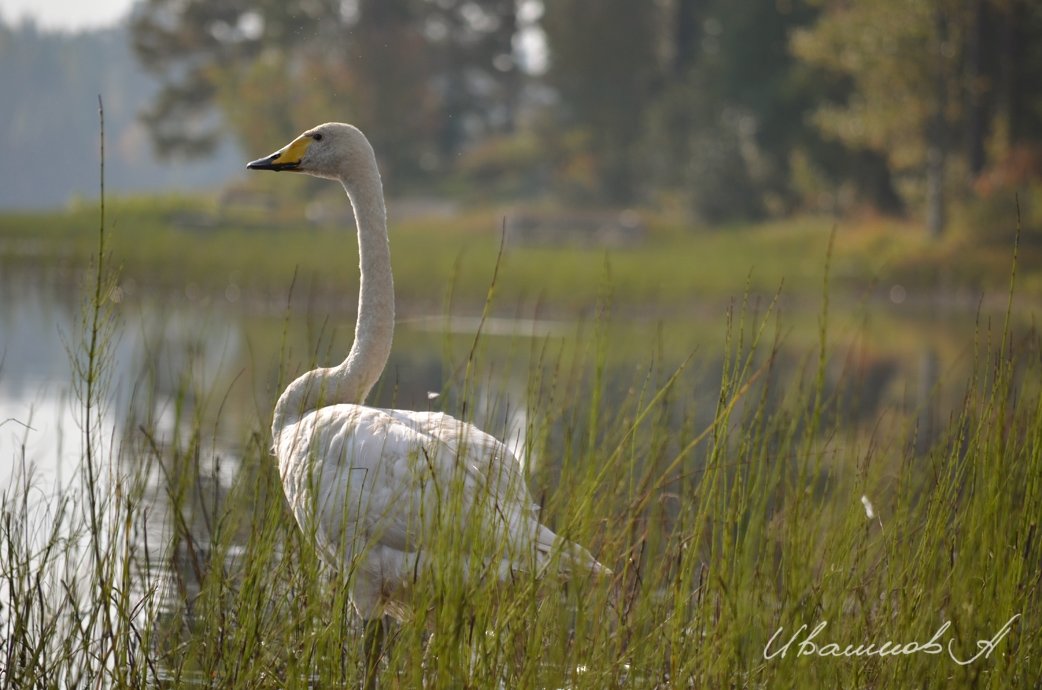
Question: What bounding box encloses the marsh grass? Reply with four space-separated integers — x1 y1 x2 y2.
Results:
4 195 1039 318
1 133 1040 688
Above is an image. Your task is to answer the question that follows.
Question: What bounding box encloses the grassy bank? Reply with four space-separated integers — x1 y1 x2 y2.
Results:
1 196 1036 316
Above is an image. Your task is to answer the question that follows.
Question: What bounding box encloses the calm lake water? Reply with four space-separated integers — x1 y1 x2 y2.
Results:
0 271 544 493
1 267 1023 490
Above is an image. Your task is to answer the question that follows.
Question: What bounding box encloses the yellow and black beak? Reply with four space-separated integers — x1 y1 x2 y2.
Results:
246 135 311 172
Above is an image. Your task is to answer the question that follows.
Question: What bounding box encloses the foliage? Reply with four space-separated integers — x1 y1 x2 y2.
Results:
129 0 520 189
794 0 1042 234
452 132 547 200
642 0 820 220
541 0 658 204
794 1 957 170
7 2 1042 229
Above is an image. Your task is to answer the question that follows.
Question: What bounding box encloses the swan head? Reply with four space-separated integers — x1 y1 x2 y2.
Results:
246 123 375 182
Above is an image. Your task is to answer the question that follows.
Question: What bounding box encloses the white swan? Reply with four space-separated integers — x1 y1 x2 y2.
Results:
247 123 609 683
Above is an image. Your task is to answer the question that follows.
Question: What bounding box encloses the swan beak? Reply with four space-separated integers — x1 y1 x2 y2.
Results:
246 135 311 172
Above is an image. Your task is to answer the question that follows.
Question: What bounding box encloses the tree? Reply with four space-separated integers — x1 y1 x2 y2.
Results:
542 0 660 203
645 0 819 220
130 0 519 188
793 0 968 235
130 0 344 157
637 0 900 221
411 0 522 173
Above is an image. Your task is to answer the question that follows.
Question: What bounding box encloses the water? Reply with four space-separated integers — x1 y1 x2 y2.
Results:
0 276 246 490
0 273 540 561
1 278 85 487
1 271 1015 495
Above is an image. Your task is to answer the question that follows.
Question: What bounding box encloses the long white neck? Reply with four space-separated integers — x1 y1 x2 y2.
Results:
272 156 394 435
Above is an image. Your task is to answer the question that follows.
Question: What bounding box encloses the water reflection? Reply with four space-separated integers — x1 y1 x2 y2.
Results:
0 276 246 489
0 277 113 487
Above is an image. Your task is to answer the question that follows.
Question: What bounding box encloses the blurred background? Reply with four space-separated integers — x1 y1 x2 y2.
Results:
1 0 1040 236
3 0 1042 487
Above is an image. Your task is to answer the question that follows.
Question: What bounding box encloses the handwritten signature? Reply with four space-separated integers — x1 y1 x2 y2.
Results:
763 615 1019 665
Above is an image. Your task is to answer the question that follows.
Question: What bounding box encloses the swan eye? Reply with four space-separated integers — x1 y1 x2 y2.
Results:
312 132 324 141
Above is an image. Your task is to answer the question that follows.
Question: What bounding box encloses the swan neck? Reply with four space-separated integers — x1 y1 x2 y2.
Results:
272 155 393 433
343 172 394 397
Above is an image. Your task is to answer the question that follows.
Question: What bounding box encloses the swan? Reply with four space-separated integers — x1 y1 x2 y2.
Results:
246 123 610 685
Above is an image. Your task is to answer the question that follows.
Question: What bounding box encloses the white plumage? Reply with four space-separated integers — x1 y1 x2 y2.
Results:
247 123 609 632
275 405 603 621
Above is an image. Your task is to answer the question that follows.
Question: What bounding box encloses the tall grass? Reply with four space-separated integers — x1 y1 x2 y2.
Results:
1 130 1039 687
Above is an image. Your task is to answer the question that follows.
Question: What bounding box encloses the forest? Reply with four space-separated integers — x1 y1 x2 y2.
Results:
124 0 1042 236
3 0 1040 236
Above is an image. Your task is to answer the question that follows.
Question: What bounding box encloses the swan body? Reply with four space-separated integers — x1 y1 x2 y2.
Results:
275 404 579 620
247 123 608 625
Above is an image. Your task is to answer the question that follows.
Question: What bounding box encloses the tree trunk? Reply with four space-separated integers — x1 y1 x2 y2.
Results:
673 0 699 76
858 151 905 215
926 142 946 238
927 8 949 238
497 0 520 134
993 0 1027 152
965 0 986 177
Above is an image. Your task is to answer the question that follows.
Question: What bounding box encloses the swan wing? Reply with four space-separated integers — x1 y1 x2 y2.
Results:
391 409 536 513
274 405 539 566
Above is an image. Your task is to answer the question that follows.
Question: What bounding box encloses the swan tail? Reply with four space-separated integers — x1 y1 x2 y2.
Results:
533 524 613 578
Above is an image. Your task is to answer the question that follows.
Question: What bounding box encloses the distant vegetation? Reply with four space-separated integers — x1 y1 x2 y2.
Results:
4 2 1041 236
126 0 1042 236
0 20 240 208
1 199 1038 316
